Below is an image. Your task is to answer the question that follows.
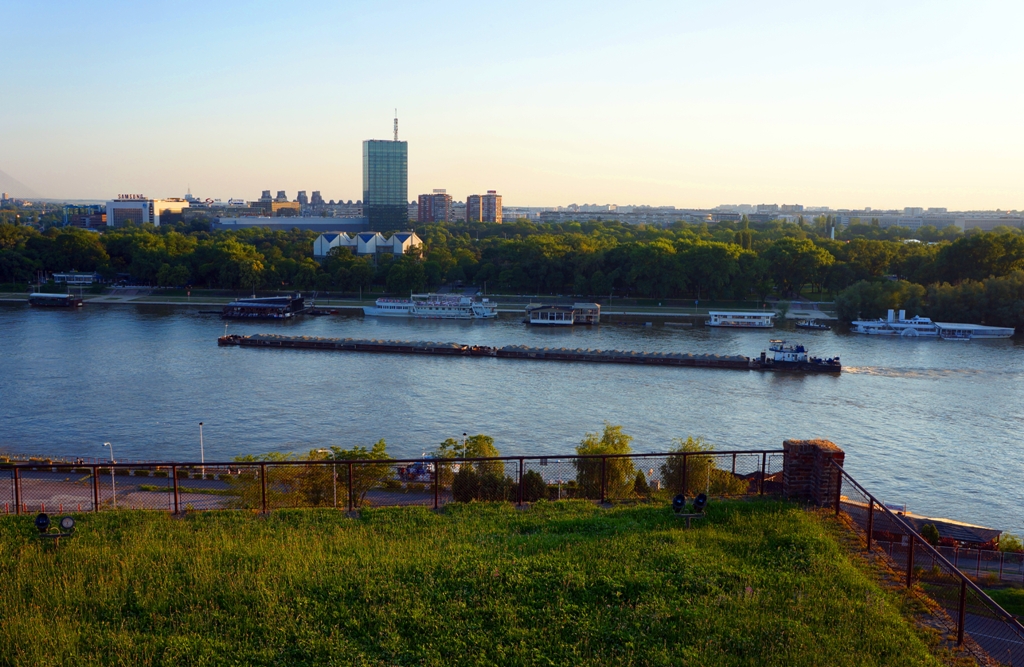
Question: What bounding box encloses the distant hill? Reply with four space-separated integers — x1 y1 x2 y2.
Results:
0 168 42 199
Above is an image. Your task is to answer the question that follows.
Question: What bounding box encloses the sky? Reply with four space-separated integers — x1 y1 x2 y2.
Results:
2 0 1023 210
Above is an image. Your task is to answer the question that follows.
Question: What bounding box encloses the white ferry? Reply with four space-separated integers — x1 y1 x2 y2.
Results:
852 309 1014 339
851 310 938 336
363 293 497 320
706 311 774 328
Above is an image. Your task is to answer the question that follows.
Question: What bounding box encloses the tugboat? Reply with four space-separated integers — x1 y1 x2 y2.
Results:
758 340 841 373
795 319 831 331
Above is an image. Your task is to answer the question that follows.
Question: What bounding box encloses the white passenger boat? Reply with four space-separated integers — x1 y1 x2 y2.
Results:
706 311 774 328
852 309 1014 339
851 310 938 336
363 293 497 320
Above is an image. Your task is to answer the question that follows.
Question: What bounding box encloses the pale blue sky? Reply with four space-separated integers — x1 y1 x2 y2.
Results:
2 1 1022 209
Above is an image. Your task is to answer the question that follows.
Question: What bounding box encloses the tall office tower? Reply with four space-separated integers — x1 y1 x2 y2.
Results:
310 191 325 206
466 190 503 223
260 190 273 202
275 190 288 202
363 114 408 231
296 191 309 206
417 189 453 223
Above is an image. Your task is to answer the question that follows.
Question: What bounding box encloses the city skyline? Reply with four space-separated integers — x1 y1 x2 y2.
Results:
3 1 1024 210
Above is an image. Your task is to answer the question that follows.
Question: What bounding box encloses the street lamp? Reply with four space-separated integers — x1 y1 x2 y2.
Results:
102 442 116 509
316 449 337 509
199 422 205 479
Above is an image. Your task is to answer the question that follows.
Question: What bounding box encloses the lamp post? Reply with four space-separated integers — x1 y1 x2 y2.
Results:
317 449 337 509
199 422 205 479
102 441 116 509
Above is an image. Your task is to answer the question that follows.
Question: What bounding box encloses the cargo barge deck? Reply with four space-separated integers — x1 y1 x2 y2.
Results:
218 334 840 373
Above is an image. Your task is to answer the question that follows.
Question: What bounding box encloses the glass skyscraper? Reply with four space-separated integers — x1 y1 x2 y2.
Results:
362 139 408 231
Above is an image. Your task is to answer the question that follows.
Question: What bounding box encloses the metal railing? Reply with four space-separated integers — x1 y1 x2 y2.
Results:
0 450 783 515
831 461 1024 666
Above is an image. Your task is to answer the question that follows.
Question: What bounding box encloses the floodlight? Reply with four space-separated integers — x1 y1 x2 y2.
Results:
35 513 50 533
693 493 708 513
59 517 76 532
672 494 686 513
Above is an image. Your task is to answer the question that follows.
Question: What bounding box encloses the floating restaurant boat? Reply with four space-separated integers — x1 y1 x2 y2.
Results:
28 293 83 308
852 309 1013 339
363 293 497 319
524 302 601 326
758 340 841 373
706 311 775 328
222 294 305 319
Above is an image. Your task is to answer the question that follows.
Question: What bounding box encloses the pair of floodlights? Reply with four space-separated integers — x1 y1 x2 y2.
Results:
34 513 76 543
672 493 708 528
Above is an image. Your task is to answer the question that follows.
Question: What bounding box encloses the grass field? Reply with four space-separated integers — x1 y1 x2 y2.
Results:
985 587 1024 617
0 499 940 666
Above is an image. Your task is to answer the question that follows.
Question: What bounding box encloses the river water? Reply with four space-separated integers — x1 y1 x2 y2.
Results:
1 303 1021 534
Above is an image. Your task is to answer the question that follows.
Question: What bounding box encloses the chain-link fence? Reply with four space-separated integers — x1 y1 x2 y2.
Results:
832 461 1024 666
2 450 782 516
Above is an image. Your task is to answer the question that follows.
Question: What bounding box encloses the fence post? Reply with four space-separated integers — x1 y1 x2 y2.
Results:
92 465 100 512
433 461 439 510
172 464 179 514
600 457 607 504
517 458 524 506
976 548 981 579
731 453 736 475
956 579 967 646
759 452 767 495
13 467 21 516
906 535 915 588
834 467 842 516
866 500 874 552
347 462 354 512
999 551 1003 582
260 463 268 513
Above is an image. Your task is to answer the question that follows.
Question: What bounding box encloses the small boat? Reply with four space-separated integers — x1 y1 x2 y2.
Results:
758 340 841 373
795 319 831 331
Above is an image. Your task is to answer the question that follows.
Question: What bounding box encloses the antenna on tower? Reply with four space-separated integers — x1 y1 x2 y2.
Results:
394 109 398 141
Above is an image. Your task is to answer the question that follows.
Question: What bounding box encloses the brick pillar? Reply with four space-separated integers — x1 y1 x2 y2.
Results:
783 439 845 507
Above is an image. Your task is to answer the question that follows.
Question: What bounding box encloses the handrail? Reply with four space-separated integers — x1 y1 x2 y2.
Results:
830 460 1024 637
0 449 785 469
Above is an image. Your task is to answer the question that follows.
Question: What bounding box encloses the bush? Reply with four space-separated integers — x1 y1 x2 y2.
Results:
522 470 546 502
452 468 515 502
133 470 150 477
661 436 749 496
999 533 1023 553
574 423 636 501
152 471 168 478
633 471 650 498
921 524 941 546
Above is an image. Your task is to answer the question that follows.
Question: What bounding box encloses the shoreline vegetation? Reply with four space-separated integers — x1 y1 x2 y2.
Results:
2 216 1023 327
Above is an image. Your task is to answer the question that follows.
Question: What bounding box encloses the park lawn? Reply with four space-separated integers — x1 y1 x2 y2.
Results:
0 499 940 667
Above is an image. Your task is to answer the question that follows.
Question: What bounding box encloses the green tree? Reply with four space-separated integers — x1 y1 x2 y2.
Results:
660 436 748 496
761 237 834 296
999 533 1023 553
573 423 636 501
330 440 392 507
920 524 941 546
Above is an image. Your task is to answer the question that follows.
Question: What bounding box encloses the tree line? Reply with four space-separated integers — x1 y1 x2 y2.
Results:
2 215 1023 325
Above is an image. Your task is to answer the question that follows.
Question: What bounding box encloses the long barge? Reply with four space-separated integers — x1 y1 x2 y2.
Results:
218 334 841 373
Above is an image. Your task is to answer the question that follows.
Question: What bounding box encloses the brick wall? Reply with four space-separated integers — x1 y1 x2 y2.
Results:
782 439 845 507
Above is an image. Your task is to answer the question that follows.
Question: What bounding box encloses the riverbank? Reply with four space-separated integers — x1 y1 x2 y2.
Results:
0 290 838 321
0 500 943 666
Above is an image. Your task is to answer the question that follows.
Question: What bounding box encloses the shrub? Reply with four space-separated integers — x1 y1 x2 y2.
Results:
522 470 546 502
660 436 749 496
152 471 168 478
633 471 650 498
574 423 636 501
999 533 1023 553
921 524 941 546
